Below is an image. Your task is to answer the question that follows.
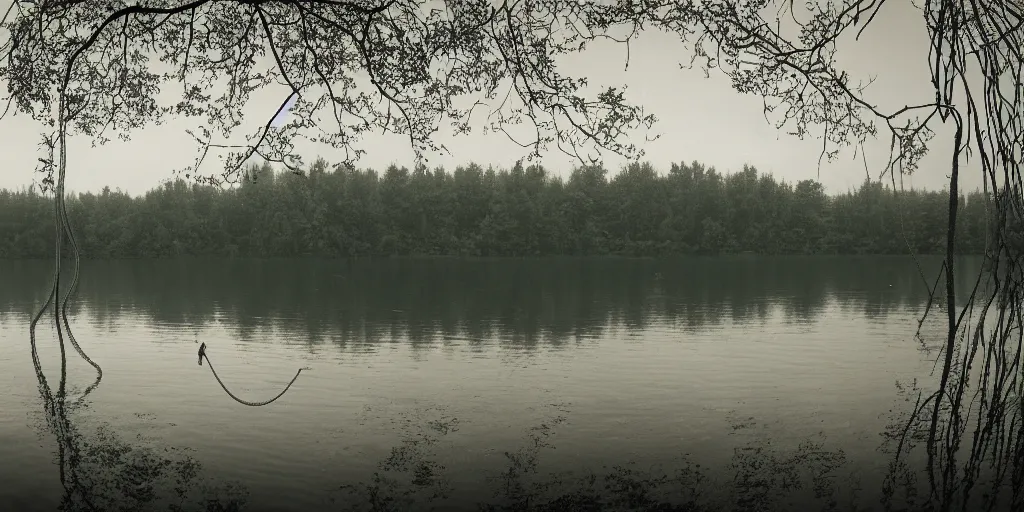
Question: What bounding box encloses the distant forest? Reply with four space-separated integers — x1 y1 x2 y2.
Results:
0 158 999 258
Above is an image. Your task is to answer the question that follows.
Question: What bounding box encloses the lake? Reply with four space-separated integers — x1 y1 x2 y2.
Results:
0 256 995 511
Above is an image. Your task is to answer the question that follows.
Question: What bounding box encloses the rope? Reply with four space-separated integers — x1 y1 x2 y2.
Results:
197 342 308 407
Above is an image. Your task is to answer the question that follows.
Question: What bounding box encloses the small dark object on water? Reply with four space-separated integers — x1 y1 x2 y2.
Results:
198 342 206 366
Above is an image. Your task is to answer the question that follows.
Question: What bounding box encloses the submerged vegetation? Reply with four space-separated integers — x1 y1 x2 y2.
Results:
0 159 996 258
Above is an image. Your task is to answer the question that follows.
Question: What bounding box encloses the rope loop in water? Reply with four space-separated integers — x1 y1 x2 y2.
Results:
198 342 307 407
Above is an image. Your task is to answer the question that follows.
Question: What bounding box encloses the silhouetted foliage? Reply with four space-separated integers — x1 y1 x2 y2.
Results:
0 159 995 258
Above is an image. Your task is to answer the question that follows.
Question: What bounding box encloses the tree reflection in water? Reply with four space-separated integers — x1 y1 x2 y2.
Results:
29 318 247 511
17 256 1022 511
880 374 1022 512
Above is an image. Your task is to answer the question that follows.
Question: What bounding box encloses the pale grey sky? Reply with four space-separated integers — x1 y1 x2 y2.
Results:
0 1 983 196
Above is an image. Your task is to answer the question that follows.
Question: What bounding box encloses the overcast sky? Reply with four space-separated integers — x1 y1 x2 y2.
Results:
0 1 983 197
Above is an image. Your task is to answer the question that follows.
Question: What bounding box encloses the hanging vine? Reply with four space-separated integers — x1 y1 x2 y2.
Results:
633 2 1023 510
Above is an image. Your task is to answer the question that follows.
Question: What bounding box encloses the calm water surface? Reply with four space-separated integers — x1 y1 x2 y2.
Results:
0 256 985 511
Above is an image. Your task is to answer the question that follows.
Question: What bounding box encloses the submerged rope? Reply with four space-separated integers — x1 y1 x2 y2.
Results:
197 342 307 407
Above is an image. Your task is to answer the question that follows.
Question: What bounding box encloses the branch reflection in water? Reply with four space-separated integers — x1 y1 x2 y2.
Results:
28 309 248 511
881 297 1024 512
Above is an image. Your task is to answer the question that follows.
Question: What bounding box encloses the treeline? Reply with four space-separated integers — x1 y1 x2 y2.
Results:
0 158 996 258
